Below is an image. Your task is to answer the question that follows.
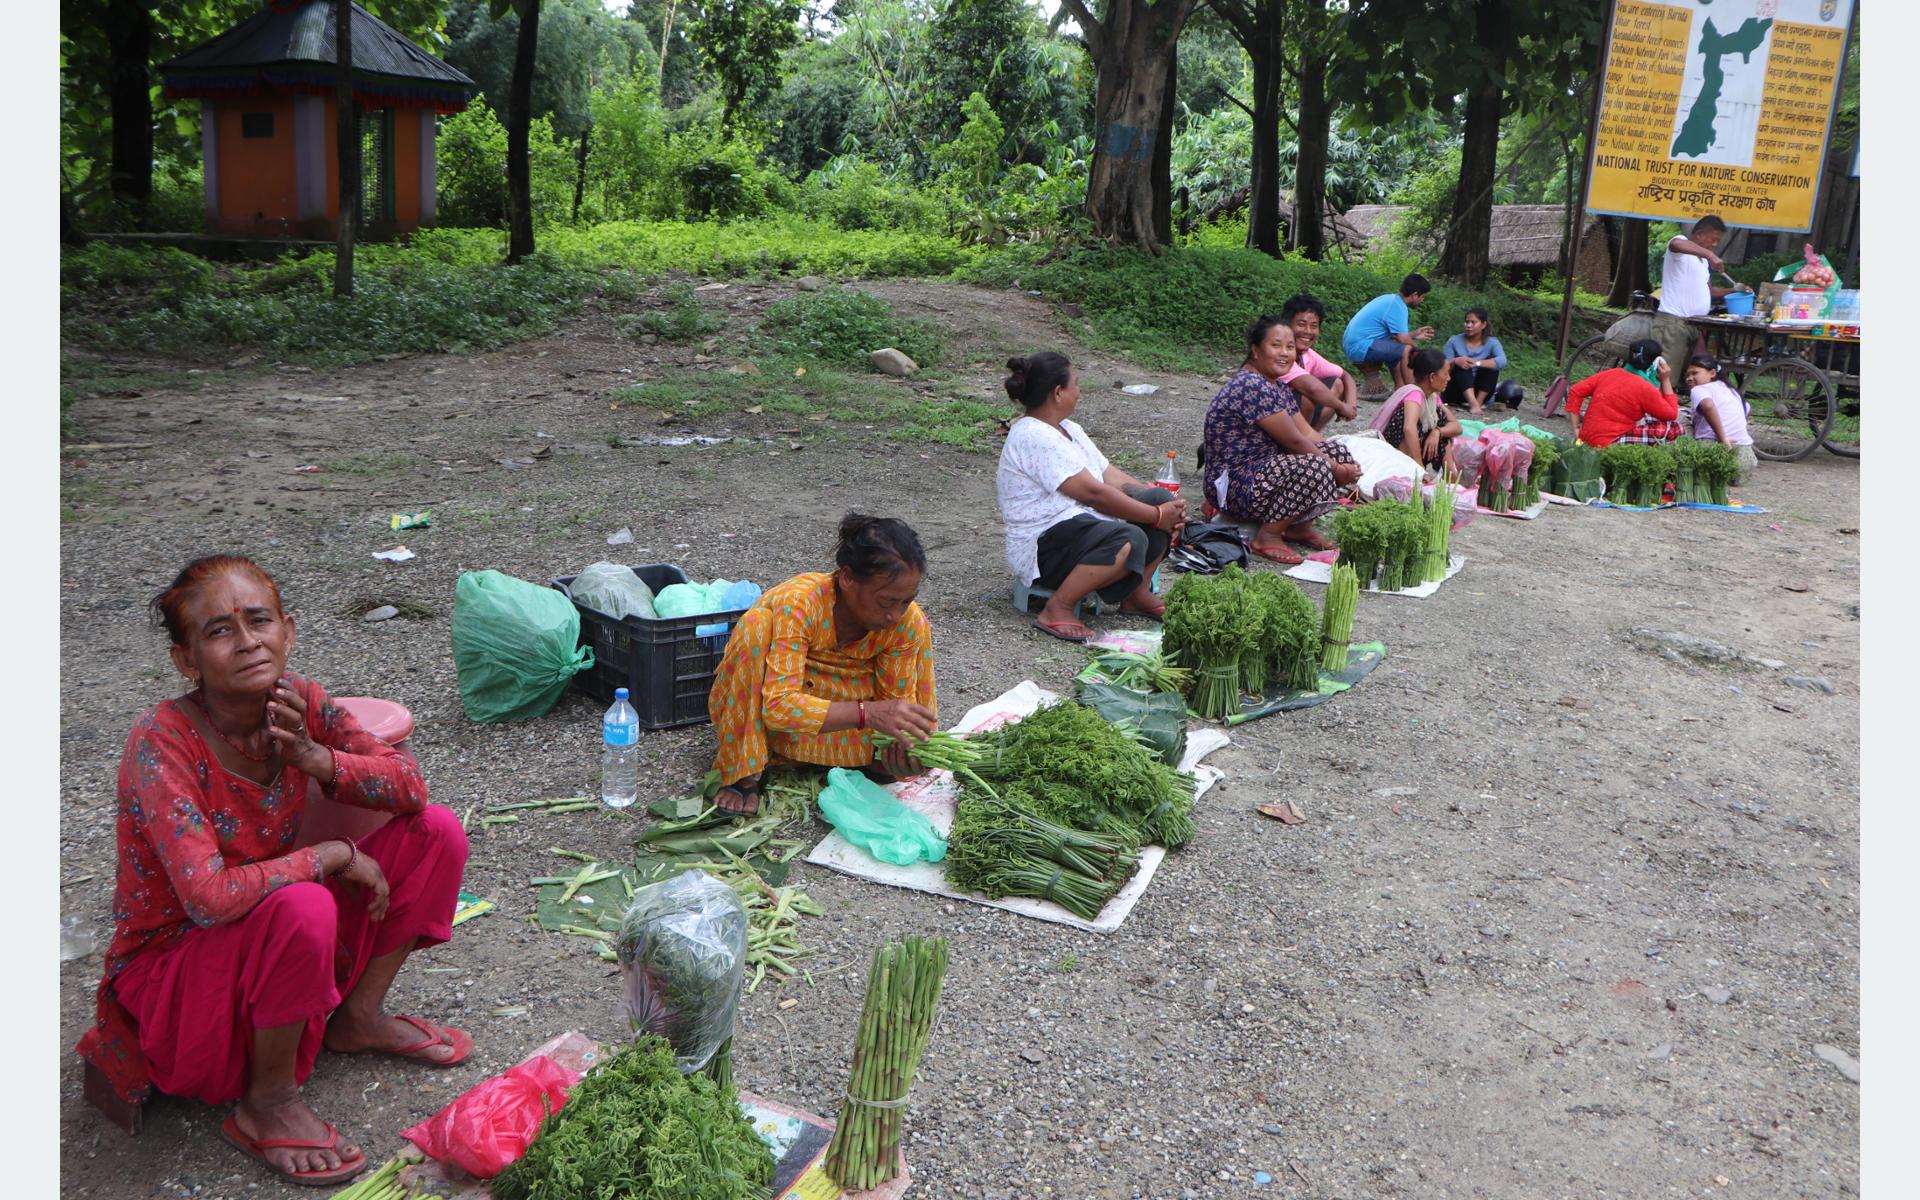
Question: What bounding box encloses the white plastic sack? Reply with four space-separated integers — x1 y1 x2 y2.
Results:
568 562 658 621
1327 434 1422 501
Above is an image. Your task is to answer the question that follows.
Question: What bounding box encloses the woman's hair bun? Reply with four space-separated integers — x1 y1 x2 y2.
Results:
1003 356 1029 401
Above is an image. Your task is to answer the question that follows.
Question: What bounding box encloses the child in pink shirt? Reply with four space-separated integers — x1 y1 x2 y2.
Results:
1683 354 1758 479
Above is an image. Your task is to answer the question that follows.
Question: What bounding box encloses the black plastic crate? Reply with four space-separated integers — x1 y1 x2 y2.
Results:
552 564 750 730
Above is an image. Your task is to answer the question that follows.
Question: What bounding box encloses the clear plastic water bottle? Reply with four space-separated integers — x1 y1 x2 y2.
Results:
601 688 640 809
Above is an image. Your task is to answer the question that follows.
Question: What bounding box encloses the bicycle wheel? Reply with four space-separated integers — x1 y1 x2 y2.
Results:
1744 358 1834 462
1561 334 1623 388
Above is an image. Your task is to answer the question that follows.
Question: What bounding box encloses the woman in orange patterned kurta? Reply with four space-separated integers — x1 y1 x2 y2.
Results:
707 514 939 814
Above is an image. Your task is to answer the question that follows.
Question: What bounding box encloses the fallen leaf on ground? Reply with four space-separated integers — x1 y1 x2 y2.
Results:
1256 801 1306 825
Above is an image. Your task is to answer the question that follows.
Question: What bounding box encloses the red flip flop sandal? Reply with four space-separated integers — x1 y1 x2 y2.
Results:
1249 541 1305 566
220 1114 367 1187
385 1014 475 1067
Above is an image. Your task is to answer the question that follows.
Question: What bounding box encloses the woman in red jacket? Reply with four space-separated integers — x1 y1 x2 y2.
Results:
1567 339 1686 448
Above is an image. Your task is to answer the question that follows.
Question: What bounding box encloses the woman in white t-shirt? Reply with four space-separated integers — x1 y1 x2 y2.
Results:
996 352 1187 642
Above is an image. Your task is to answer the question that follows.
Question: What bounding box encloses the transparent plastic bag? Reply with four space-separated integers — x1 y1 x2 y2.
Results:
615 872 748 1074
818 766 948 865
567 562 658 621
1373 476 1416 504
1451 439 1485 487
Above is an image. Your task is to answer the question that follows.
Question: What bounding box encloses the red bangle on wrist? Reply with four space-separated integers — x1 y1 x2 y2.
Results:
857 701 867 730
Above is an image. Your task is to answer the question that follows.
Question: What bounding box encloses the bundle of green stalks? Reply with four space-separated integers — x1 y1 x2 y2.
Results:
946 785 1140 917
823 938 951 1192
327 1158 424 1200
1668 437 1738 504
1422 481 1454 583
1246 569 1320 692
1082 648 1193 695
493 1036 772 1200
1601 443 1677 507
1162 568 1261 719
869 729 998 797
968 699 1196 848
1378 499 1427 593
1331 503 1388 588
1320 562 1359 673
1524 436 1561 505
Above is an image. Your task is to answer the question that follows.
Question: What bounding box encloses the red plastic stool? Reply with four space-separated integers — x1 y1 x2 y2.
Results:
295 696 417 849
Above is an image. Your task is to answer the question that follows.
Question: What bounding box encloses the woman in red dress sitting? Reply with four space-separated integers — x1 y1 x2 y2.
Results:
75 556 471 1186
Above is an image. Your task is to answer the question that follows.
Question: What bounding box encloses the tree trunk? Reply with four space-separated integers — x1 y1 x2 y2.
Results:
1152 49 1175 248
105 0 153 209
1244 22 1283 258
1605 217 1650 307
505 0 541 264
571 123 590 225
333 0 357 298
1291 39 1332 260
1437 69 1502 283
1078 0 1200 254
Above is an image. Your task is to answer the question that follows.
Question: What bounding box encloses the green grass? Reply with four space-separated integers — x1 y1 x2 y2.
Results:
957 245 1614 388
614 282 727 342
607 358 1003 450
318 452 417 475
759 288 946 369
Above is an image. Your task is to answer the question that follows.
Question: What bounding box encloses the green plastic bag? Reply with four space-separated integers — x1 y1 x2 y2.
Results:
1074 680 1188 767
818 767 947 865
450 570 594 723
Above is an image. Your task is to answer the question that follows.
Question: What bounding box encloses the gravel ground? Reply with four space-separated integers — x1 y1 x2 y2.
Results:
58 278 1861 1199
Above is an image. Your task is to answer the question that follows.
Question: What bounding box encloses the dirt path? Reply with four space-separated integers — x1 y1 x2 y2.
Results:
59 278 1860 1199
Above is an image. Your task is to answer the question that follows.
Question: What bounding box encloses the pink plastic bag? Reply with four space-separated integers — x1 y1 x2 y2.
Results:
402 1054 582 1178
1484 438 1517 490
1451 439 1485 487
1508 439 1535 491
1373 475 1416 504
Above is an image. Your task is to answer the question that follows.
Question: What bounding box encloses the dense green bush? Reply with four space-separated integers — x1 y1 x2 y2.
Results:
71 253 588 367
543 217 977 278
759 288 945 368
60 243 214 307
960 245 1596 379
799 158 942 233
617 282 726 340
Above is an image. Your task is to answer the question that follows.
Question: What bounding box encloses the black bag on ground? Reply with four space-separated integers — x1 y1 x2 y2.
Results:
1167 521 1248 575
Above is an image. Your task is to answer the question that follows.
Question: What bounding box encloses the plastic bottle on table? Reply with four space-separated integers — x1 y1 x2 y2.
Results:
601 688 640 809
1155 450 1181 495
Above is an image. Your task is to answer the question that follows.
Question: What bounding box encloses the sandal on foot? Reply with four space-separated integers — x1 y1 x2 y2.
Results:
1286 528 1334 552
715 780 762 816
381 1015 475 1067
1249 542 1305 566
1033 618 1093 643
220 1114 367 1187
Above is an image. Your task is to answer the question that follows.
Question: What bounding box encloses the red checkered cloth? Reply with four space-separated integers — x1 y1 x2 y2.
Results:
1611 418 1685 445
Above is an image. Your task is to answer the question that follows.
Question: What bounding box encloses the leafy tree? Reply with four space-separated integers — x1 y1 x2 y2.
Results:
625 0 707 106
1056 0 1206 253
687 0 804 134
767 39 870 175
585 70 670 219
930 91 1009 242
920 0 1081 164
446 0 653 139
437 102 511 226
836 0 938 170
334 0 357 296
1337 0 1601 283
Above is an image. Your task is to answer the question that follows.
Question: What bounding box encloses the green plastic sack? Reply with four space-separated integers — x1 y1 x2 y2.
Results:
450 570 593 723
818 767 947 865
654 580 736 619
1074 680 1188 767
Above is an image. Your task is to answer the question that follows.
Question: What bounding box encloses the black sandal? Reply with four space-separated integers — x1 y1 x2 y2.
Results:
715 778 762 815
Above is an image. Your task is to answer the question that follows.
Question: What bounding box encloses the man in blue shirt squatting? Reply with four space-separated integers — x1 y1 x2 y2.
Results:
1341 273 1436 397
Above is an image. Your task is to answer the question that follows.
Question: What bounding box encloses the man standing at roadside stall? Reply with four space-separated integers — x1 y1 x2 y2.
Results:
1658 215 1747 318
1342 274 1436 398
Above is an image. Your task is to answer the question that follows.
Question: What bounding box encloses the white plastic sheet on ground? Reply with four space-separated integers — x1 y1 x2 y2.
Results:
805 681 1228 933
1285 554 1465 598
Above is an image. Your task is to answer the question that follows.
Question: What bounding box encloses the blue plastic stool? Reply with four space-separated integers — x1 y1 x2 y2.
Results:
1011 567 1161 617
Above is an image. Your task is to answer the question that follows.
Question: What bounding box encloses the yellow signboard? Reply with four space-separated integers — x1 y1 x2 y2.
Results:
1586 0 1854 233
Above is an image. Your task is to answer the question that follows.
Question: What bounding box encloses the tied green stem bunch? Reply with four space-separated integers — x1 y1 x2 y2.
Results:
327 1156 412 1200
1601 443 1678 508
1244 569 1321 693
823 938 952 1193
1525 436 1561 507
1668 437 1738 504
869 729 999 798
1423 481 1454 584
1331 501 1425 592
492 1035 772 1200
946 784 1141 918
967 699 1197 849
1320 562 1359 674
1162 566 1262 719
1082 649 1192 695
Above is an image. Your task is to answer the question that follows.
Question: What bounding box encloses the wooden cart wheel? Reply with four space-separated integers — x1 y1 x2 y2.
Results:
1822 382 1860 457
1743 357 1835 462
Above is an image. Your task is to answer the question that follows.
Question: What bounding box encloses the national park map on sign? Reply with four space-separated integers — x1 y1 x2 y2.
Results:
1587 0 1854 232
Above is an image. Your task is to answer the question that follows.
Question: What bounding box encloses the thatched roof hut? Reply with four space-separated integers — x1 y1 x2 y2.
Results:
1334 203 1610 289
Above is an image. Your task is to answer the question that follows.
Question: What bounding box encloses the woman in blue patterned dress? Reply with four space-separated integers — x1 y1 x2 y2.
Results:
1201 316 1362 564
